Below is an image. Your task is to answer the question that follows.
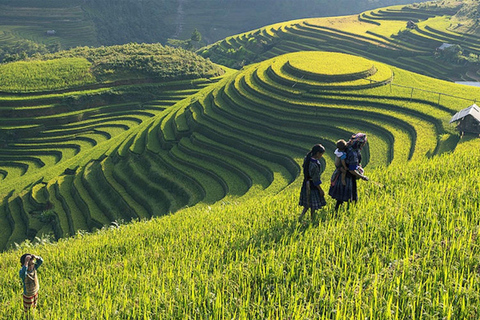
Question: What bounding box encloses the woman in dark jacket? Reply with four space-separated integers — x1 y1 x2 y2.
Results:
299 144 327 221
329 133 369 211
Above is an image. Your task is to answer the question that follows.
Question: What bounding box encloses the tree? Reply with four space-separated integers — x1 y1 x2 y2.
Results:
191 28 202 43
442 44 463 63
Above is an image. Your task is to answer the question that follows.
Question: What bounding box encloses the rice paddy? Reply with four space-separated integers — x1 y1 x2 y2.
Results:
1 2 480 318
199 1 479 82
1 48 477 252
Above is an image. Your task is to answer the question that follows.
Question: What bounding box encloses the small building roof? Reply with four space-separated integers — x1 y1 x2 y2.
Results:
438 43 454 50
450 103 480 123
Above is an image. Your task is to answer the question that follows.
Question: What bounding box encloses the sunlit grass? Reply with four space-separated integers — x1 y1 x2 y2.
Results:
0 145 479 319
0 58 95 92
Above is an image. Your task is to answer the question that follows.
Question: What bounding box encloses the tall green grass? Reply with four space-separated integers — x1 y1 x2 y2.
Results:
0 57 95 92
0 139 479 319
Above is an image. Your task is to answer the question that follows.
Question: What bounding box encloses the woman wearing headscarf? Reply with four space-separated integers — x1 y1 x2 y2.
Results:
329 133 369 211
299 144 327 221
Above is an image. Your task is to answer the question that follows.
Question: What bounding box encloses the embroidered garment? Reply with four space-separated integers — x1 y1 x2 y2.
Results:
19 256 43 312
329 146 361 202
23 293 38 312
24 269 39 296
299 157 327 209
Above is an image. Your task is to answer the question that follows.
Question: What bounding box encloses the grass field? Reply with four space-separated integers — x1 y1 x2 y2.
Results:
199 1 480 82
1 49 478 253
0 57 95 92
1 2 480 318
0 138 478 319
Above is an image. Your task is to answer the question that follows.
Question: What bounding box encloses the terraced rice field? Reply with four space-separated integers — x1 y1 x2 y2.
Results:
199 2 480 81
0 75 220 248
0 5 98 49
1 50 478 251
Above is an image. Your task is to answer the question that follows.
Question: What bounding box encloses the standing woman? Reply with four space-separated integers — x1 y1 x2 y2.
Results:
329 133 369 211
299 144 327 221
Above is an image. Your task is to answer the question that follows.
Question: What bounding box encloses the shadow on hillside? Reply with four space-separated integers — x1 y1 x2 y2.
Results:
229 207 337 255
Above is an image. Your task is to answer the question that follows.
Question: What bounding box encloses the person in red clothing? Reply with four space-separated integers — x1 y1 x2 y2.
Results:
19 253 43 317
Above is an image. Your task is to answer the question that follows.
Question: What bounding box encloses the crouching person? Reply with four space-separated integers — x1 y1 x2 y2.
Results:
19 253 43 317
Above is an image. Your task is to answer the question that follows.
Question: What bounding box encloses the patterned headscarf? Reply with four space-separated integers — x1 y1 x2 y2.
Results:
347 133 367 150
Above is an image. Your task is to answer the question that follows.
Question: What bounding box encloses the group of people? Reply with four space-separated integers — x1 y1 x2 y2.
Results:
17 133 369 316
299 132 369 221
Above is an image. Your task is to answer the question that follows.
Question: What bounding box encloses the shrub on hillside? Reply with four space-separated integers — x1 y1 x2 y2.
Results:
38 43 224 81
0 39 52 64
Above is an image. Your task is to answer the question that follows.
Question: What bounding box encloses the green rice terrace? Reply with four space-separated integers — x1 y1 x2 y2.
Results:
1 4 480 318
3 48 478 252
0 43 225 248
0 3 98 56
199 0 480 81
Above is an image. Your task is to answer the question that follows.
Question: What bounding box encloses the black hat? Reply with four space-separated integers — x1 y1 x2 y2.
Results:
20 253 32 265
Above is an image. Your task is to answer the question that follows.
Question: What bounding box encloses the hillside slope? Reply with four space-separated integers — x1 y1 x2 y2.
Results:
199 1 480 81
1 50 479 251
0 44 225 249
0 0 430 63
0 138 478 319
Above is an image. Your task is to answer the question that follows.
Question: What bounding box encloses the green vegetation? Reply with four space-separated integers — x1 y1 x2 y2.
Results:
0 44 226 248
0 0 430 63
0 44 223 93
0 139 479 319
199 1 480 81
38 43 224 83
0 58 95 92
1 3 480 318
0 4 98 62
1 49 478 253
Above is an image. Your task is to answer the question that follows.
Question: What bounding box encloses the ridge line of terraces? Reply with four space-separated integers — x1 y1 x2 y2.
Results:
239 63 440 160
360 8 443 22
274 65 393 91
82 160 138 223
192 93 307 161
46 181 73 238
202 80 384 168
253 62 393 100
189 132 273 189
224 74 405 164
126 152 192 214
74 165 111 227
108 156 163 219
177 137 251 197
70 170 104 230
0 192 14 248
145 150 206 205
208 89 341 163
0 78 214 96
280 25 404 64
4 196 28 248
251 56 448 137
168 145 228 203
187 100 299 184
57 175 90 232
21 192 52 242
424 25 480 42
298 22 402 51
115 142 205 212
284 60 377 83
415 27 480 56
303 22 432 56
217 83 395 164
